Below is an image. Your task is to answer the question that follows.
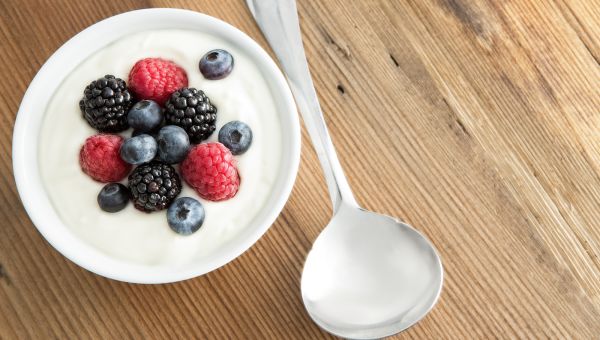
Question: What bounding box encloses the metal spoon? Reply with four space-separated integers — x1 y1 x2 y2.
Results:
247 1 443 338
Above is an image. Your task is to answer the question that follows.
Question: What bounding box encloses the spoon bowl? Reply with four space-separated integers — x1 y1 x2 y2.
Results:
301 204 443 339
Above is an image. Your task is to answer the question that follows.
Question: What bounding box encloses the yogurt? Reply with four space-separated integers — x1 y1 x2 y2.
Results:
38 30 282 266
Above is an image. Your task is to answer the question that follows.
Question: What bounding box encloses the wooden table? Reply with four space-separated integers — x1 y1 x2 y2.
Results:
1 0 599 338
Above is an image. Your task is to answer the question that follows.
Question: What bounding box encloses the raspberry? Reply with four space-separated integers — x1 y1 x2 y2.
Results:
79 134 132 182
180 143 240 201
128 58 188 106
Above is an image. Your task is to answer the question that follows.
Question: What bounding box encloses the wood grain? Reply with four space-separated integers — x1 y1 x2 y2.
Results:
1 0 599 338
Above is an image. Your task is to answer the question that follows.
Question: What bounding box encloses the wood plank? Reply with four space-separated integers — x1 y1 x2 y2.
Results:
0 0 598 338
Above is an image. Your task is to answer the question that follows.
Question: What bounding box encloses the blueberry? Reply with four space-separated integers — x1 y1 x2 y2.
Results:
218 121 252 155
120 134 157 165
132 129 146 137
97 183 129 212
127 100 162 132
167 197 205 235
132 128 159 138
199 49 234 80
156 125 190 164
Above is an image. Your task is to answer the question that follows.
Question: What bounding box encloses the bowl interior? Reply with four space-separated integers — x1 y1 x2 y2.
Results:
12 8 300 283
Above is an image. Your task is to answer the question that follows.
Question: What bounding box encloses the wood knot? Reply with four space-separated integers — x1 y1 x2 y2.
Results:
441 0 484 36
0 264 11 285
320 26 351 60
390 54 399 67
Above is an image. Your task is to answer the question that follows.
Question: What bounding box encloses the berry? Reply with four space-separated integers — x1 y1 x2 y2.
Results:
97 183 130 213
128 161 181 212
164 88 217 143
79 134 131 182
167 197 205 235
132 129 159 138
218 121 253 155
156 125 190 164
199 49 234 80
128 58 188 105
119 134 158 165
127 100 163 132
180 143 240 201
79 75 133 132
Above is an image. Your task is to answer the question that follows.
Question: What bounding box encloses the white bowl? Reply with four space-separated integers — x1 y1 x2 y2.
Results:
12 8 300 283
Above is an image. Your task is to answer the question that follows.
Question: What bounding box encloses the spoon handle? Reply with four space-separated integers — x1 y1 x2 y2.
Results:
247 0 358 210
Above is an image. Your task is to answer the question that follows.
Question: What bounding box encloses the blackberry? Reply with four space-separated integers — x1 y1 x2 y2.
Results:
79 75 133 132
164 88 217 143
128 161 181 212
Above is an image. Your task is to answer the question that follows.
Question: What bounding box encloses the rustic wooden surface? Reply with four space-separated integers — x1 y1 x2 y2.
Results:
1 0 599 338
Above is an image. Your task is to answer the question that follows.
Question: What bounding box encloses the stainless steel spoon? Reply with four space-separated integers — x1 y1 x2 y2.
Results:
247 1 443 338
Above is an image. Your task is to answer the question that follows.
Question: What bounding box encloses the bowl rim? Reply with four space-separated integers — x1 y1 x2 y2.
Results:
12 8 300 284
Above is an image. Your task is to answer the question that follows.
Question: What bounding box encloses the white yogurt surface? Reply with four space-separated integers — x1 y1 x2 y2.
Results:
38 30 281 266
